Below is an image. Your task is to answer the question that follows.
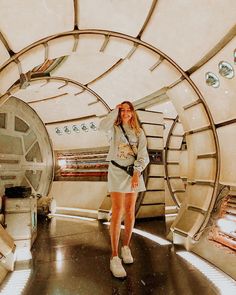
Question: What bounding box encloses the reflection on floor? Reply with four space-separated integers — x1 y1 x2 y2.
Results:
12 217 224 294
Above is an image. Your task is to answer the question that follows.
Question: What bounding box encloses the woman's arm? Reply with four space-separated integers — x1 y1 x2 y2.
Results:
133 129 150 173
99 108 119 132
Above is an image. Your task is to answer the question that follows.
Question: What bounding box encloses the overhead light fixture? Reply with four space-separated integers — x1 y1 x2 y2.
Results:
63 126 71 134
72 125 80 133
218 61 234 79
89 122 97 131
55 127 63 135
81 123 89 132
205 72 220 88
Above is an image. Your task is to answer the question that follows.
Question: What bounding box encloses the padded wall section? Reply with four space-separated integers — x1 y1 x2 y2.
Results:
186 185 214 211
186 132 216 183
179 150 188 179
164 118 186 216
136 110 165 219
172 207 205 237
217 124 236 185
167 80 218 247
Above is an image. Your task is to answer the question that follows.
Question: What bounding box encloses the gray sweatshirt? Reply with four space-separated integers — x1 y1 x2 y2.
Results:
99 108 150 173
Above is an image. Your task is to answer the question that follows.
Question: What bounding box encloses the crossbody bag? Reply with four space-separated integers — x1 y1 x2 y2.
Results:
111 125 139 177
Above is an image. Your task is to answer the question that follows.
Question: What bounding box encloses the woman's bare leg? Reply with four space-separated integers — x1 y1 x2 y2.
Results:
110 192 124 257
123 192 137 246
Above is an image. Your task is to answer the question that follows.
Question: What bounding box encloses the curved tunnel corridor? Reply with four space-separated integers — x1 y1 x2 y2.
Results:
0 1 236 294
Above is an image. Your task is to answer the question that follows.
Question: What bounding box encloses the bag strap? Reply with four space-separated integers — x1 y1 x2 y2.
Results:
119 124 136 158
111 160 127 171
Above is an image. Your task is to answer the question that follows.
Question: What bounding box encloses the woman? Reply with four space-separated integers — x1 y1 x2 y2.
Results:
99 101 149 278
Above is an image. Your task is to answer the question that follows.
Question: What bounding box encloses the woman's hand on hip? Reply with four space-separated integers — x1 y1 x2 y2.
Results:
131 171 140 190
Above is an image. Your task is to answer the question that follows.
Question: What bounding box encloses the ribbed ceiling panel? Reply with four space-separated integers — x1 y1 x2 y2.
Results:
90 47 180 108
51 53 120 85
0 0 74 52
78 0 153 37
142 0 236 70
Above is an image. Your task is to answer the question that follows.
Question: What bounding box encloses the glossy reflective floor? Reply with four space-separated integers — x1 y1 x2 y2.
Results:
15 216 222 294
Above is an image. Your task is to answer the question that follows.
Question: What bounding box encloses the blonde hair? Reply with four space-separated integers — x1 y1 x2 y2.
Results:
114 101 141 135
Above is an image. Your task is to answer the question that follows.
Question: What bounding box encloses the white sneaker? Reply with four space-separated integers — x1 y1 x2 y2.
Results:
121 246 134 264
110 256 127 278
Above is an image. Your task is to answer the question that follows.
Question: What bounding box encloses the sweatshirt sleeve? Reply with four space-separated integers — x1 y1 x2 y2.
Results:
133 129 150 173
99 108 119 132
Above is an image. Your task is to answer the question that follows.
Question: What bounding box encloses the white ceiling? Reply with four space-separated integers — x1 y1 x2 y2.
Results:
0 0 235 149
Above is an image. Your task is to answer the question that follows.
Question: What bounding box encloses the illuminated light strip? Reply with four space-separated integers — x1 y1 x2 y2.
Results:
0 269 31 295
177 251 236 295
132 227 171 245
56 207 98 214
103 222 171 245
166 206 178 210
48 213 96 222
165 213 178 217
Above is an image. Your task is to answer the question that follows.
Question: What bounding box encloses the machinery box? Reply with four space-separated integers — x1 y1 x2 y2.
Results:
4 196 36 214
4 196 37 246
5 186 32 198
